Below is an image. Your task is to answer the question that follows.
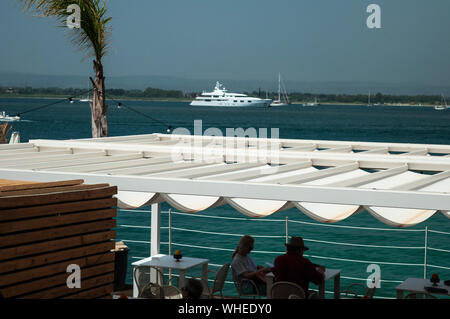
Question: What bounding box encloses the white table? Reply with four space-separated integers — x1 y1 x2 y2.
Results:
266 268 341 299
132 254 209 298
396 278 450 299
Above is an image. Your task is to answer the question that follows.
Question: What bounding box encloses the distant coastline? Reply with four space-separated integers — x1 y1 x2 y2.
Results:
0 95 438 107
0 86 444 107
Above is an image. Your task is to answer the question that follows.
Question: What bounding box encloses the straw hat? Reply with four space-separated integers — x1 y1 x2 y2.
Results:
285 236 309 251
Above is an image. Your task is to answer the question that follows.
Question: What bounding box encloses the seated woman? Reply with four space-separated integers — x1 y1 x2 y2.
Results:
231 235 272 295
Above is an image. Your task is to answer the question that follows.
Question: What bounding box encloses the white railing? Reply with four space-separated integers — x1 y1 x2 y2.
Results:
117 208 450 299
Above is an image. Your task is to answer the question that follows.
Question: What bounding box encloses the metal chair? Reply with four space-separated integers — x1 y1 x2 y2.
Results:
231 268 262 299
404 292 437 299
342 283 376 299
202 263 230 299
271 281 306 299
134 266 183 299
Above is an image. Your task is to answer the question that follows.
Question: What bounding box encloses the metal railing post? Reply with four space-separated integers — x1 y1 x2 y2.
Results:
424 226 428 279
285 217 289 244
168 209 172 283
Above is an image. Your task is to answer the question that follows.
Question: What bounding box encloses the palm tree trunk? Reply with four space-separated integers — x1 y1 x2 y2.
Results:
0 123 11 144
90 60 108 138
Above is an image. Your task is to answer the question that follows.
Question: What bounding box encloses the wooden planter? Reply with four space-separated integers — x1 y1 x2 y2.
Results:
0 179 117 299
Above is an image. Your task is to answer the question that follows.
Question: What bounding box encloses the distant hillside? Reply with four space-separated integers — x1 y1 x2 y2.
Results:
0 71 449 96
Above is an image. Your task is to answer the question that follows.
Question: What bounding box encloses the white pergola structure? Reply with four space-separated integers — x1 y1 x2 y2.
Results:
0 133 450 256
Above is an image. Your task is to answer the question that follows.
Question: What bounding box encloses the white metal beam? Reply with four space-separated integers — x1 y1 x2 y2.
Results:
0 143 34 150
148 162 264 179
319 146 353 153
264 163 360 185
360 147 389 154
200 161 313 182
33 153 145 170
326 165 409 187
76 133 159 143
27 138 450 171
281 144 316 152
94 160 212 175
0 149 71 160
151 203 161 256
0 151 106 167
52 156 174 173
157 133 450 154
0 168 449 210
0 147 39 155
393 170 450 191
404 149 428 156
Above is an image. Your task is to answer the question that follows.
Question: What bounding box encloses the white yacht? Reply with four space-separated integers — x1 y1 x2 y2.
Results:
0 111 20 122
190 82 272 107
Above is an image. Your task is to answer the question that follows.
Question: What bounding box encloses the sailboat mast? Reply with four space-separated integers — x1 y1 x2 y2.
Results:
278 73 281 102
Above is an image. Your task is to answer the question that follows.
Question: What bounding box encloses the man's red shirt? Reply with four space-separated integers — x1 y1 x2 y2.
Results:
273 251 324 295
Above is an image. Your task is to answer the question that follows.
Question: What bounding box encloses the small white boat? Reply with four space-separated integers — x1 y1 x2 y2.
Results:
80 83 93 103
270 73 290 107
303 97 319 106
190 82 271 107
79 94 93 103
0 111 20 122
434 94 447 111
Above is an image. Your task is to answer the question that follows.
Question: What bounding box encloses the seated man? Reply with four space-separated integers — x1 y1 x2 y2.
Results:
272 236 325 298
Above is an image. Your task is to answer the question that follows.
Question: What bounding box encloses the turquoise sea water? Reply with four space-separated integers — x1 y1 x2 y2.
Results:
1 98 449 299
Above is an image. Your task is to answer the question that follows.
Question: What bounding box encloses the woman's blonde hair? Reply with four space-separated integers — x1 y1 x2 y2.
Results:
231 235 254 259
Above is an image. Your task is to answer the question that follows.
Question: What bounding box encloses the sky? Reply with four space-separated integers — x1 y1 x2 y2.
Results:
1 0 450 87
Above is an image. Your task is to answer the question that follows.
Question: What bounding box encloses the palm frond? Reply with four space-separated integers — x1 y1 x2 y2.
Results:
19 0 111 61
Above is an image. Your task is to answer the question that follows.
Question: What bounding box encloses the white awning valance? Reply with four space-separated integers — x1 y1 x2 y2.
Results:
1 133 450 227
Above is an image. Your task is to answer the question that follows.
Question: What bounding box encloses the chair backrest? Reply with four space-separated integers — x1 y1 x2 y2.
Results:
404 292 437 299
140 282 165 299
230 265 259 297
212 263 230 294
271 281 305 299
163 285 183 299
134 266 165 298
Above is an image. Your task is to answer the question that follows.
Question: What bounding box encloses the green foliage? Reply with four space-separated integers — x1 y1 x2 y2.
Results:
1 86 185 99
19 0 111 61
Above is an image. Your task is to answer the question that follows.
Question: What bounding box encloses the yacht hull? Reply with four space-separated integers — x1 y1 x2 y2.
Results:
190 99 271 107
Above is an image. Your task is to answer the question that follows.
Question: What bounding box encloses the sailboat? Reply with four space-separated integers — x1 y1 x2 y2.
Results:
270 73 290 107
367 91 373 106
434 94 447 111
79 91 93 103
80 82 93 103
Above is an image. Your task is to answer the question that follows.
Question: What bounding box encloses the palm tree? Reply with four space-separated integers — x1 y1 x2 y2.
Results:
20 0 111 137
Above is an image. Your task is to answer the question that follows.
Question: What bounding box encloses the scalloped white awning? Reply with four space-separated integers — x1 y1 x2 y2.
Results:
0 133 450 227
